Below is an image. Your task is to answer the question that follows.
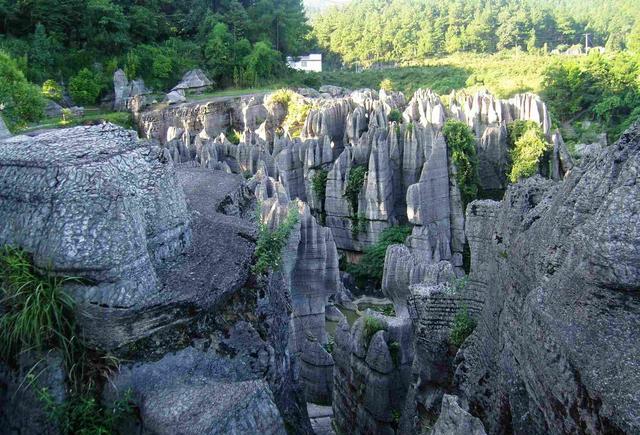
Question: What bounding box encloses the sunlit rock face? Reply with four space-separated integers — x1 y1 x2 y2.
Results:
250 171 340 405
135 87 564 260
455 123 640 434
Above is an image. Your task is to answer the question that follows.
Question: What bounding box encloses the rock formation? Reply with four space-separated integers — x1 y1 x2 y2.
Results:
454 122 640 434
113 69 150 111
332 313 414 434
251 170 340 405
171 69 213 93
0 124 311 434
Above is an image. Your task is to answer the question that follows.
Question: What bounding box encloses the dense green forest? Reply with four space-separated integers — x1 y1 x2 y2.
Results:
312 0 640 66
0 0 308 90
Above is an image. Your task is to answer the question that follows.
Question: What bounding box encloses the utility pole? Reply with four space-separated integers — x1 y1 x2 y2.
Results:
584 33 591 52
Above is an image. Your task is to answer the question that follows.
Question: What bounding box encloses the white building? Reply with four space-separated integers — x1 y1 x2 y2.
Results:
287 54 323 72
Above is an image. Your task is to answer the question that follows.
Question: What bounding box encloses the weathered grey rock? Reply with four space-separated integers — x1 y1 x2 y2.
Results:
0 351 66 435
139 96 247 145
0 124 190 314
166 89 186 105
406 132 455 263
0 124 314 435
333 314 414 435
171 69 213 93
113 69 150 111
476 124 509 191
455 122 640 434
320 85 349 98
0 115 11 139
44 99 63 118
300 337 334 405
430 395 487 435
551 129 574 180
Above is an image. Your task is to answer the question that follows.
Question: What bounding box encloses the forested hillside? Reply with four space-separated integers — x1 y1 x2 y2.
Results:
312 0 640 65
0 0 308 90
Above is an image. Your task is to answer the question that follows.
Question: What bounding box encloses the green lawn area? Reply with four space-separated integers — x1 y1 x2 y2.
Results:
16 109 133 134
188 86 277 101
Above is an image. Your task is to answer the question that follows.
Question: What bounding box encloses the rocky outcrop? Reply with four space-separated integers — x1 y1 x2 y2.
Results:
0 124 312 434
0 115 10 139
430 395 487 435
455 122 640 434
113 69 150 111
333 314 414 434
252 172 340 405
171 69 213 93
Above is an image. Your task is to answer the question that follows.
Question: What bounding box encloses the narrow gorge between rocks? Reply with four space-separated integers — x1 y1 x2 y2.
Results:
0 81 638 435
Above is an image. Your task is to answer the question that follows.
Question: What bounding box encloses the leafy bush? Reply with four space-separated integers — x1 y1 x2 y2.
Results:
284 96 312 138
38 387 133 435
42 80 63 101
69 68 103 106
344 165 367 215
388 109 402 123
311 169 329 205
252 205 300 275
0 246 77 364
442 120 479 207
348 225 412 290
362 315 386 343
379 78 394 91
0 51 45 130
508 122 549 183
450 307 476 347
226 127 241 145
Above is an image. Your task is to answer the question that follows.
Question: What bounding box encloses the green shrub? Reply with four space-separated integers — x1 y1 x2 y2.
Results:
344 165 367 215
69 68 103 106
0 246 77 364
226 127 241 145
450 307 476 347
379 78 394 92
0 51 45 130
42 80 63 102
252 205 300 275
38 387 133 435
508 122 549 183
442 120 479 207
311 169 329 205
362 315 386 343
388 109 402 123
348 225 412 289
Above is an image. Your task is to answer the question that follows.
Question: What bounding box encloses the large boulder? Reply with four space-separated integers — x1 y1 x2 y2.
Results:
430 395 487 435
455 122 640 434
171 69 213 93
0 124 312 434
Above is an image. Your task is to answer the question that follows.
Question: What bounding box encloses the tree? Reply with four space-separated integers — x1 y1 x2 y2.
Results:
628 22 640 53
42 79 62 101
68 68 102 106
243 41 281 86
0 51 45 130
204 23 233 83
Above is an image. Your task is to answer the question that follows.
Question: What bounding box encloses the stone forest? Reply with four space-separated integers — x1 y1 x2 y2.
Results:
0 1 639 435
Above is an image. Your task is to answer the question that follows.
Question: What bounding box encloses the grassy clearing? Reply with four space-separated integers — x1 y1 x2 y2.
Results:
16 109 133 133
315 52 554 98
